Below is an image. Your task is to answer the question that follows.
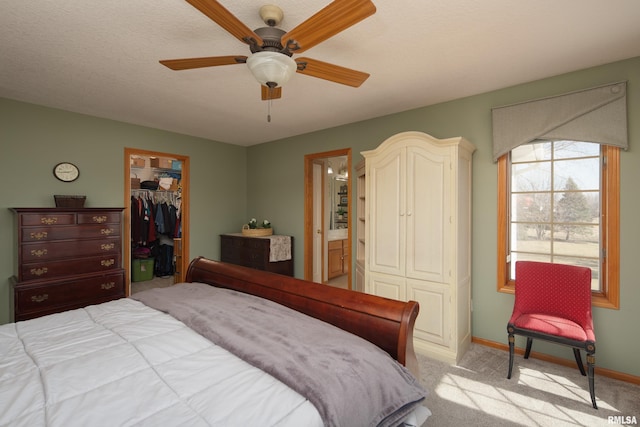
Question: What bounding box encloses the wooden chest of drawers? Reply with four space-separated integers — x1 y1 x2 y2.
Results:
11 207 125 321
220 234 293 276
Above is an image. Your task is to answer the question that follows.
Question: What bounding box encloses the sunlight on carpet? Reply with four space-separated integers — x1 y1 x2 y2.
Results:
433 368 619 426
418 344 639 427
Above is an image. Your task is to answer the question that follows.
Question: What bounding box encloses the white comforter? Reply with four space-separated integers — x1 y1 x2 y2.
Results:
0 298 323 427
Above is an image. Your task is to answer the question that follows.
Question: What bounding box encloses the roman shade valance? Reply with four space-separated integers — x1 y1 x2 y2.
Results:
491 81 627 162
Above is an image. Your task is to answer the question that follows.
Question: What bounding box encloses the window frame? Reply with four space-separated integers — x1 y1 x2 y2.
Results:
497 144 620 309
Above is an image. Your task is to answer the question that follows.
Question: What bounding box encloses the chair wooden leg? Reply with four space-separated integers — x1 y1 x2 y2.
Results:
573 348 586 376
524 337 533 359
507 334 515 379
587 354 597 409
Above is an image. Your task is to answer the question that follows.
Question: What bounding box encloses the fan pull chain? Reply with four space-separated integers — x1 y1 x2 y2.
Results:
265 85 274 122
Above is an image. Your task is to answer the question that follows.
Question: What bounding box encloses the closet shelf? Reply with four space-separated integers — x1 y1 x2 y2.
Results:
131 165 181 174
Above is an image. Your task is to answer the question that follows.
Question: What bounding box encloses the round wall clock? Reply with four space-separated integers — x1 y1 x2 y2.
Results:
53 162 80 182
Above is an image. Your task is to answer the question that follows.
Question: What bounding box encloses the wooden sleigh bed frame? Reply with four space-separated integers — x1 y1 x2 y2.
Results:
185 256 420 376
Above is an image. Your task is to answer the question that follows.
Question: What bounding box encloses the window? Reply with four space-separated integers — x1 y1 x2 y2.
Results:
497 141 619 309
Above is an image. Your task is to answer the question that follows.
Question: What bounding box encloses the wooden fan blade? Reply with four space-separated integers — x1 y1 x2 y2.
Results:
296 57 369 87
261 85 282 100
281 0 376 54
160 55 247 70
186 0 263 46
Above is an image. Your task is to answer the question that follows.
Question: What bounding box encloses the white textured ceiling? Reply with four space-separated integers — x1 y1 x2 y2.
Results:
1 1 639 146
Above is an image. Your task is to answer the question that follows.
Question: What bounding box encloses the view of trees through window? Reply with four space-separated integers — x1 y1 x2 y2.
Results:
510 140 600 290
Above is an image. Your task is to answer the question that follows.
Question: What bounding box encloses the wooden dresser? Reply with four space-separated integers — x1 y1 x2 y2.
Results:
220 234 293 276
11 207 125 321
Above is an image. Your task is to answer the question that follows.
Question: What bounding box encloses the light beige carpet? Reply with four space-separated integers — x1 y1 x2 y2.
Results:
416 343 639 426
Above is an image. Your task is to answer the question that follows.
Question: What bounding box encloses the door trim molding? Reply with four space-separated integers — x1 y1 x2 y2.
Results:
304 148 352 289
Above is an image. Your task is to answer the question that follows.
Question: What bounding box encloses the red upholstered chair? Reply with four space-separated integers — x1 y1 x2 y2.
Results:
507 261 597 409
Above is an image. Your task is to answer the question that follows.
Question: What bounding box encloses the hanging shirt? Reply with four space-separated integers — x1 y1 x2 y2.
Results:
155 202 165 234
147 198 156 243
130 196 141 244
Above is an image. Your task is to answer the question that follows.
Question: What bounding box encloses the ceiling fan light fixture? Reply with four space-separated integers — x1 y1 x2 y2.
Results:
246 51 297 88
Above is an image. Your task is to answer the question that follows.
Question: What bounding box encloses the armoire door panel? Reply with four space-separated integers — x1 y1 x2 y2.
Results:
368 272 406 301
369 149 405 275
406 146 450 282
408 280 450 346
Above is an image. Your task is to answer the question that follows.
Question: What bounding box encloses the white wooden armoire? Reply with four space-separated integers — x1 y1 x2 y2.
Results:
361 131 475 363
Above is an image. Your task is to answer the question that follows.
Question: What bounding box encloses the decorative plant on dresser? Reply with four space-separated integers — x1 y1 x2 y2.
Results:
10 207 125 321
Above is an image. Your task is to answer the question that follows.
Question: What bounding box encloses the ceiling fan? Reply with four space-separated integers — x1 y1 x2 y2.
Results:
160 0 376 101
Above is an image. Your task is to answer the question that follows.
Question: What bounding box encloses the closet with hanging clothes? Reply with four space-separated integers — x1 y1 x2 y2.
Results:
131 189 181 276
130 154 183 289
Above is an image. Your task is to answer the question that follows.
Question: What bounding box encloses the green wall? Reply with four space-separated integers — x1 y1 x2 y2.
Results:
247 57 640 377
1 56 638 377
0 99 248 323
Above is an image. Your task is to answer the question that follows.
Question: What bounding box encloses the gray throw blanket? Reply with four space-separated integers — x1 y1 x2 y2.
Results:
133 283 427 427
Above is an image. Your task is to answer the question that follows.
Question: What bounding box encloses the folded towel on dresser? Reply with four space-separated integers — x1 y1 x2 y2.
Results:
267 235 291 262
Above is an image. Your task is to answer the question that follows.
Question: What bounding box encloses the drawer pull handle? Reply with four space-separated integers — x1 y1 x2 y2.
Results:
101 243 115 250
101 282 115 290
101 228 114 236
30 267 48 276
40 217 58 225
93 215 108 223
31 294 49 303
101 259 115 267
30 231 48 240
31 248 48 257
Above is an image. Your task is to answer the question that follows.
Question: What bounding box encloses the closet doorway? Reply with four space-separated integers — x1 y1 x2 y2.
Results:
124 148 189 296
304 149 352 290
